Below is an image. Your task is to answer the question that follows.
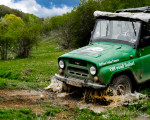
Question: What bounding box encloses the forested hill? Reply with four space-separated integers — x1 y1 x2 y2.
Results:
0 5 24 18
0 5 39 19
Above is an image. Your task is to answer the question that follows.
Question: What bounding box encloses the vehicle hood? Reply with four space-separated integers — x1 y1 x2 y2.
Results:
59 42 137 67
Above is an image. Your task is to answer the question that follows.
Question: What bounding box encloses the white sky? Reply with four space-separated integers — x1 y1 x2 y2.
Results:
0 0 73 17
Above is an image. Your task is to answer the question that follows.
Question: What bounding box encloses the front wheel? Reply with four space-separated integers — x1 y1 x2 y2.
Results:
109 75 132 95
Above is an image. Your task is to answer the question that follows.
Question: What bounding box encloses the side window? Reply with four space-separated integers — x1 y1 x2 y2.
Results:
144 23 150 36
140 23 150 47
147 24 150 35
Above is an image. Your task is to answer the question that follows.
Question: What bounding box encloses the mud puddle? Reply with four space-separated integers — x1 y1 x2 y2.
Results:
56 91 147 113
0 88 147 114
0 77 148 115
46 77 148 113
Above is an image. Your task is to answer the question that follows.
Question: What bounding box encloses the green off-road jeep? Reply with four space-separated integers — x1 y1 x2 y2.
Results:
55 6 150 95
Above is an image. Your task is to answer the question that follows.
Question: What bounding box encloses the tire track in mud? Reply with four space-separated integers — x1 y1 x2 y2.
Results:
0 90 56 108
0 77 148 114
0 88 148 116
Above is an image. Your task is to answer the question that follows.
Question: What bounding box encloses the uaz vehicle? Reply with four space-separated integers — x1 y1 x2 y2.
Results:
55 6 150 95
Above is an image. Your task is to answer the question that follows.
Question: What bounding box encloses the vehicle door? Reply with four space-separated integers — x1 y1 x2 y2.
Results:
139 23 150 81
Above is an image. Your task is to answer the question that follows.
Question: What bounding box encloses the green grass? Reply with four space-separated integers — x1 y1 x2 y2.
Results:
0 102 149 120
0 34 70 90
0 78 48 90
0 108 34 120
0 33 150 119
141 89 150 97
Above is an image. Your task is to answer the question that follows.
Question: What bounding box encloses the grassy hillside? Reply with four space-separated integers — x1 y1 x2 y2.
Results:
0 33 70 90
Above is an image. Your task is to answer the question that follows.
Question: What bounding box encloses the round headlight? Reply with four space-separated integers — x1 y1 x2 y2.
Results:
90 66 96 75
59 60 65 69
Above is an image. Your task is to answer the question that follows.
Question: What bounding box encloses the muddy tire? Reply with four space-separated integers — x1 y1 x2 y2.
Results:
109 75 132 95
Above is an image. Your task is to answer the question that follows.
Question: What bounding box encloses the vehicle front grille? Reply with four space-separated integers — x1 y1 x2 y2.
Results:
69 59 87 67
68 67 88 77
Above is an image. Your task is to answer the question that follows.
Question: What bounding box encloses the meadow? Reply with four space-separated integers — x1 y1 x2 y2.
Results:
0 34 149 120
0 33 69 90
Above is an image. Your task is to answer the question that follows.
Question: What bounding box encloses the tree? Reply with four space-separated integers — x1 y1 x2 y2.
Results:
14 14 42 58
0 14 23 60
71 0 102 47
56 13 75 49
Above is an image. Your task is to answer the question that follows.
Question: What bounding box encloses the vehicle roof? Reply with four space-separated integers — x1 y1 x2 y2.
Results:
94 11 150 23
115 6 150 13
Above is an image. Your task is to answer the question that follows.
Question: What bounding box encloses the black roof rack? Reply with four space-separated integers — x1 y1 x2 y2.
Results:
115 6 150 13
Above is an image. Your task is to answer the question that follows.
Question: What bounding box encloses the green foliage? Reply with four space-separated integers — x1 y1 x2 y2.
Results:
45 107 61 116
19 109 32 114
75 108 102 120
42 17 51 34
101 0 150 12
0 82 7 89
127 100 150 115
0 108 36 120
0 14 24 60
140 89 150 97
15 14 42 58
0 5 42 60
0 12 42 60
44 0 150 49
55 13 75 49
0 34 69 90
0 5 24 18
71 0 102 47
48 16 63 30
0 77 49 90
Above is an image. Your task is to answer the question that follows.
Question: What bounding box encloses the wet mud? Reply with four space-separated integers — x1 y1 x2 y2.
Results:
0 77 149 118
0 90 55 108
44 77 148 113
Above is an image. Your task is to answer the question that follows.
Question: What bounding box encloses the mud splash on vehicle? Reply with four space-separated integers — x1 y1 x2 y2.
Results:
47 77 148 113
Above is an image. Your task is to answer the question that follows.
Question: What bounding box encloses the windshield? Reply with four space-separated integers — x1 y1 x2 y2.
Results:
92 20 141 44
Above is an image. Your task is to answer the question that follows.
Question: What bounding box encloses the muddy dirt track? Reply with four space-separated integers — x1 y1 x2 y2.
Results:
0 90 83 109
0 89 105 112
0 77 149 113
0 90 51 108
0 78 150 120
0 89 148 113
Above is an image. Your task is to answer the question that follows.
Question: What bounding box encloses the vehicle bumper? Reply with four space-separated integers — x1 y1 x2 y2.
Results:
55 74 107 90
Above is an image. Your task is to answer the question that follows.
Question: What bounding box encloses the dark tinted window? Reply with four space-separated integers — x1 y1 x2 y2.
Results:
140 23 150 47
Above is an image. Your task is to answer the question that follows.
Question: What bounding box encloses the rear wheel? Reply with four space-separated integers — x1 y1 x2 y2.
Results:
109 75 132 95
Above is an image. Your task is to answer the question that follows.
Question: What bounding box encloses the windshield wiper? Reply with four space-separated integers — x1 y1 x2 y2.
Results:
132 22 136 36
106 21 109 36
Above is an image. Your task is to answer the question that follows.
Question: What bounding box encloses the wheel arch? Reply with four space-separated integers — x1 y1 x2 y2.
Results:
110 69 138 91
